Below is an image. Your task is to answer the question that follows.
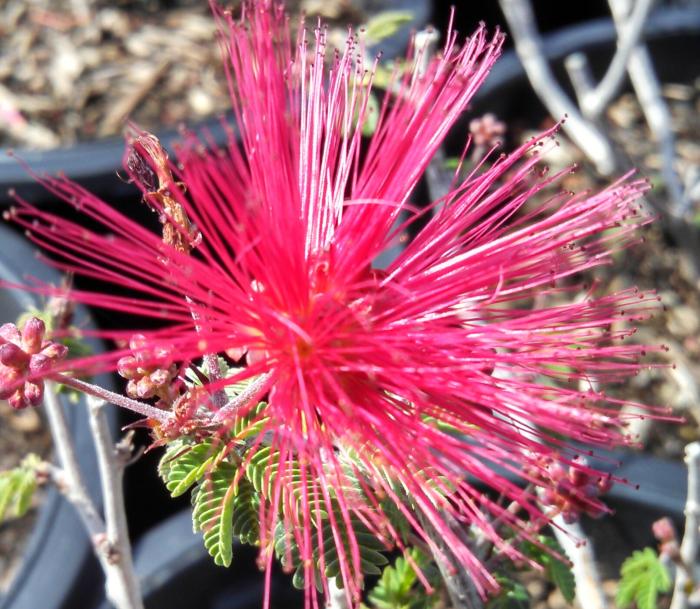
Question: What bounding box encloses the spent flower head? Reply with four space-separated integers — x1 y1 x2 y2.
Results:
3 1 665 606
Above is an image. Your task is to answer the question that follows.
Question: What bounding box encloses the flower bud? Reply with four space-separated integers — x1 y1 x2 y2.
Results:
23 381 44 406
153 346 173 361
29 353 52 374
652 517 676 543
150 369 171 387
21 317 45 354
126 379 139 399
0 365 21 399
117 355 139 380
136 376 156 399
0 323 21 345
40 342 68 360
0 342 29 368
129 334 148 352
8 389 29 410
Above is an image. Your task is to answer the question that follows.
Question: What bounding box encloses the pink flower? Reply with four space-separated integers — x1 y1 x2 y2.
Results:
4 1 663 606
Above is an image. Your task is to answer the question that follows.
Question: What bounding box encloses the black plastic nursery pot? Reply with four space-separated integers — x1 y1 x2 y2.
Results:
0 223 119 609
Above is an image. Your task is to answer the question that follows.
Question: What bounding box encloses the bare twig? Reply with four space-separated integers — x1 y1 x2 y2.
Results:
565 0 656 118
186 295 227 411
325 578 350 609
497 0 617 175
549 515 608 609
417 510 484 609
212 371 275 422
607 0 689 218
87 396 144 609
53 374 173 423
44 386 143 609
43 381 106 541
670 442 700 609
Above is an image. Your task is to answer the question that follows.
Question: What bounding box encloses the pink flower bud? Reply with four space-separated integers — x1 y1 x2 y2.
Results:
0 342 29 368
21 317 45 354
23 381 44 406
150 369 171 387
40 342 68 360
29 353 52 374
652 517 676 543
153 346 173 361
117 356 139 380
126 379 139 399
129 334 148 351
0 323 21 345
8 389 29 410
0 365 21 399
136 376 156 399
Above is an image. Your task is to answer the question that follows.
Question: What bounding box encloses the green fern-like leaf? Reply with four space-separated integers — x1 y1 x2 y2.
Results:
274 508 390 590
158 438 222 497
367 548 439 609
487 576 530 609
229 400 269 442
245 445 326 516
230 477 260 546
192 461 238 567
521 535 575 604
363 10 414 43
616 547 671 609
0 455 40 521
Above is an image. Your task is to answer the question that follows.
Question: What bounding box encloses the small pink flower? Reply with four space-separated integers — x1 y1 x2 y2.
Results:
0 317 68 409
4 1 664 606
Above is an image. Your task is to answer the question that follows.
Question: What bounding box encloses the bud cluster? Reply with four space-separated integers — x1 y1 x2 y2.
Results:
117 334 177 405
532 456 612 524
468 113 506 148
0 317 68 409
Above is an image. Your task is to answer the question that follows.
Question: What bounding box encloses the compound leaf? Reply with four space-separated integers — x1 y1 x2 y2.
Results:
617 547 671 609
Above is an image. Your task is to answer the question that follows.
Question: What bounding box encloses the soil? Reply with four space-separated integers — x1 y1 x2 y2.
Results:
0 400 52 593
0 0 381 150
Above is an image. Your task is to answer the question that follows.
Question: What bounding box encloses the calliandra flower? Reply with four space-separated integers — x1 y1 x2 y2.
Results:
0 317 68 409
3 1 666 606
